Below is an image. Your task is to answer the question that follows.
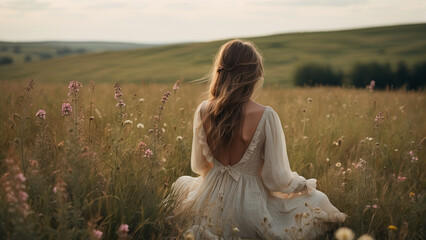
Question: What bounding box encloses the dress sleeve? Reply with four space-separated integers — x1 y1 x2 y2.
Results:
262 108 317 195
190 102 213 177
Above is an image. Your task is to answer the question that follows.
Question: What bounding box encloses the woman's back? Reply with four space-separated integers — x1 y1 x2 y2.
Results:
201 100 266 166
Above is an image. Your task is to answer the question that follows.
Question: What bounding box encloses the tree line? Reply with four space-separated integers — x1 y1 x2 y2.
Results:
294 61 426 90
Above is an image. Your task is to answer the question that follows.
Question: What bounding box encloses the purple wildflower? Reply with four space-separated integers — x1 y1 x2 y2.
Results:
61 103 72 116
36 109 46 119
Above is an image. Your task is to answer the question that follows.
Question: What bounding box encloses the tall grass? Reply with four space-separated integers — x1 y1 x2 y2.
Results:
0 80 424 239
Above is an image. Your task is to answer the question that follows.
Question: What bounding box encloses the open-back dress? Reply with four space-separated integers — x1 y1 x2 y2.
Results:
170 101 346 239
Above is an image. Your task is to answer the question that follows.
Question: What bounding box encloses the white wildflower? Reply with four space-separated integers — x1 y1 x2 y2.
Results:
335 227 355 240
137 123 144 129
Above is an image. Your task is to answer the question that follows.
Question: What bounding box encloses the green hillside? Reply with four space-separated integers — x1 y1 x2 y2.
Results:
0 41 157 64
1 23 425 86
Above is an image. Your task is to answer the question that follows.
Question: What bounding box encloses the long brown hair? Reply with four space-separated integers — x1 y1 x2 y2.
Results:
202 39 264 156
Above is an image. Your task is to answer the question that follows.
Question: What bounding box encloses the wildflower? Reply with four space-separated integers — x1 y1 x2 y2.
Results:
119 224 129 233
61 103 72 116
307 98 312 102
68 81 82 96
365 205 371 208
184 232 195 240
368 80 375 92
25 78 35 91
137 123 144 128
92 229 103 240
36 109 46 119
374 112 384 123
367 137 373 141
326 158 330 162
232 226 239 232
139 98 144 102
388 225 397 231
53 187 57 193
397 176 406 182
302 136 308 140
409 151 413 156
394 149 398 152
173 80 180 91
123 120 133 125
409 192 415 198
161 91 172 103
335 227 355 240
358 234 374 240
346 168 351 173
114 83 123 99
372 204 378 209
145 149 153 158
335 162 342 168
138 142 146 150
116 99 126 108
117 224 129 240
2 158 31 222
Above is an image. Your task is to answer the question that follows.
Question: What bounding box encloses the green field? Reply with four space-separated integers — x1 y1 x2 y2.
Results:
0 80 424 239
1 23 425 86
0 41 157 64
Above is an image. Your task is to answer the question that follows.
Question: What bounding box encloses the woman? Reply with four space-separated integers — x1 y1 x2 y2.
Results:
170 40 346 239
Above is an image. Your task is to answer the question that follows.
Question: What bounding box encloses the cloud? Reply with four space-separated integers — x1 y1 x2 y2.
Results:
86 1 128 10
248 0 368 7
287 0 368 7
2 0 50 11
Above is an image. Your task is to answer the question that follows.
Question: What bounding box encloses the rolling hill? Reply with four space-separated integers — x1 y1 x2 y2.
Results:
0 23 425 86
0 41 157 64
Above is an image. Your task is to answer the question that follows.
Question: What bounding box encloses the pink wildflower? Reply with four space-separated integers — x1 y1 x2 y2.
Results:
161 91 172 103
397 176 406 182
92 229 103 239
119 224 129 233
68 81 82 96
374 112 384 123
61 103 72 116
36 109 46 119
138 142 146 150
372 204 378 209
368 80 375 92
116 99 126 108
117 224 129 240
114 83 123 99
145 149 153 158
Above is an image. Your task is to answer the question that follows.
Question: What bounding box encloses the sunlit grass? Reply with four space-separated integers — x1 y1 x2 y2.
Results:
0 80 424 239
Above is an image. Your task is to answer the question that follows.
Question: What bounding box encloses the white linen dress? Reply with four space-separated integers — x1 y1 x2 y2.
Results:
171 101 346 239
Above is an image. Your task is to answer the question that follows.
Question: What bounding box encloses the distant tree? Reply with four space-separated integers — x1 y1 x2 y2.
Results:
13 45 21 54
1 46 8 52
394 61 409 89
25 54 32 62
350 62 395 89
57 47 72 55
0 56 13 65
294 63 342 87
75 48 86 54
38 53 52 60
408 61 426 90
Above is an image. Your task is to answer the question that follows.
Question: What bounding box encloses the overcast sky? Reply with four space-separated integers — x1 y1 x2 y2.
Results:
1 0 425 43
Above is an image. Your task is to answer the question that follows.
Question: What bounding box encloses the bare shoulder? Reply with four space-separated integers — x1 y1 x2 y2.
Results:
245 100 267 117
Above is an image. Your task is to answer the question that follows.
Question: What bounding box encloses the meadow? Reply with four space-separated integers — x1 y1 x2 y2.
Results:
1 23 425 86
0 79 424 239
